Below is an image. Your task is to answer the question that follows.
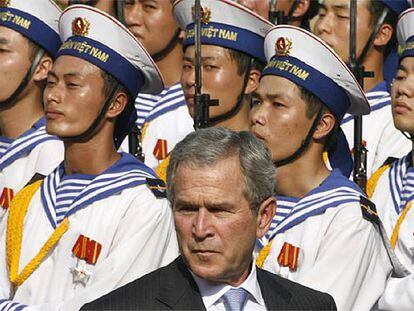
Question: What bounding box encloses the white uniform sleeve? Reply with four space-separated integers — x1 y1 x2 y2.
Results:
371 120 410 176
298 206 391 311
262 204 392 311
377 274 414 310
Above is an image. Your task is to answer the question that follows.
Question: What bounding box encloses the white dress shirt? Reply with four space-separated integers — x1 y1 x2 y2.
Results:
191 262 267 311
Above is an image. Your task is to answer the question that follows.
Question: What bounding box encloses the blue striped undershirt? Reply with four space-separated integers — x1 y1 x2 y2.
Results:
55 173 95 224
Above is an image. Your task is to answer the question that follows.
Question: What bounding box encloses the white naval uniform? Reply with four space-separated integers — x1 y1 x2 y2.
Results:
341 81 410 178
0 117 63 223
139 83 194 171
260 169 392 311
371 153 414 310
0 153 179 311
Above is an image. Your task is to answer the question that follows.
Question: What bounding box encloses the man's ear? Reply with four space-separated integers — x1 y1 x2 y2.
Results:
107 91 129 119
32 55 53 82
313 111 336 141
292 0 311 19
373 23 393 48
244 68 261 95
256 196 276 239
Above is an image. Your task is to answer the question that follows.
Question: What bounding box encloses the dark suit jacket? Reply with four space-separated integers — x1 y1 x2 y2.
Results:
82 256 336 310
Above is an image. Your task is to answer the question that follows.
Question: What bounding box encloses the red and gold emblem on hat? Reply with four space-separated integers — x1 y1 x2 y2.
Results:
72 17 90 37
0 0 11 7
191 5 211 24
275 37 292 57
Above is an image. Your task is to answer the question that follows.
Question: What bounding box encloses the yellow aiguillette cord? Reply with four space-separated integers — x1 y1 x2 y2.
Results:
366 164 391 199
7 180 69 287
390 201 412 249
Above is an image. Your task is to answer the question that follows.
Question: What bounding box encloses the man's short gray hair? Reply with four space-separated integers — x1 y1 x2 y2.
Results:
166 127 276 210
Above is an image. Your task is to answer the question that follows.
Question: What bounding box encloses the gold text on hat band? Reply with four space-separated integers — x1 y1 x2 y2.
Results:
0 11 31 30
266 59 310 81
59 40 109 63
186 27 238 42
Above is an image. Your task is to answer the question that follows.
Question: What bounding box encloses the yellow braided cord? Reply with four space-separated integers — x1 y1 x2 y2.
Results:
156 154 170 183
322 151 329 166
12 218 69 287
366 164 391 199
7 181 42 278
256 240 273 268
7 180 70 287
390 201 412 249
141 122 149 142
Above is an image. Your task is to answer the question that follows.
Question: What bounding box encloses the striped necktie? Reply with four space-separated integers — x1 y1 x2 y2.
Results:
222 288 248 311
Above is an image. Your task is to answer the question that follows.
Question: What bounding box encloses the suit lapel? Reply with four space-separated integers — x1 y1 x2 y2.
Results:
156 256 206 310
257 267 292 310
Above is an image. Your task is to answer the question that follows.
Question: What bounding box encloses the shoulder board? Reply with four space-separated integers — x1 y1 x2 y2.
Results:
360 196 380 225
25 173 46 187
146 177 167 199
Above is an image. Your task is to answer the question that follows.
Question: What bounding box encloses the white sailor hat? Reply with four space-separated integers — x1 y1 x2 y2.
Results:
57 5 163 96
173 0 273 63
56 5 164 147
262 26 370 177
397 8 414 60
0 0 61 56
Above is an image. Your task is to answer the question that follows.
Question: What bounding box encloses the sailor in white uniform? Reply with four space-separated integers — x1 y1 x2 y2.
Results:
250 26 394 311
139 82 193 172
369 8 414 310
316 0 411 178
0 0 64 223
145 0 274 180
118 0 193 171
0 5 178 310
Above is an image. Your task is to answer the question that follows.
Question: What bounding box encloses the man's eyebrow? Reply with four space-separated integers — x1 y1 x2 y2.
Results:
0 37 10 45
183 56 218 62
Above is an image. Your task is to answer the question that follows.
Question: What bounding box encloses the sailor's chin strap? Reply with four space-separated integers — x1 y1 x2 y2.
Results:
68 0 98 6
0 48 45 108
401 131 414 141
207 58 253 126
151 29 181 62
357 7 390 65
60 84 122 143
274 108 323 167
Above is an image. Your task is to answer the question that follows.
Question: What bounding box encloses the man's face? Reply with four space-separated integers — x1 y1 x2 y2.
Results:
236 0 270 19
181 45 245 119
44 55 106 138
391 57 414 134
314 0 373 63
173 156 264 285
0 26 33 102
124 0 179 55
250 75 314 162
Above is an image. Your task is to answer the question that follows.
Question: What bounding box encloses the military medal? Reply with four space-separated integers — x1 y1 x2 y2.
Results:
0 187 14 210
277 242 300 271
71 235 102 286
153 138 168 161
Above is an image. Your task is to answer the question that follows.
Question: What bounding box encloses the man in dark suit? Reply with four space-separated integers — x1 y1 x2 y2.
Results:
82 127 336 310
